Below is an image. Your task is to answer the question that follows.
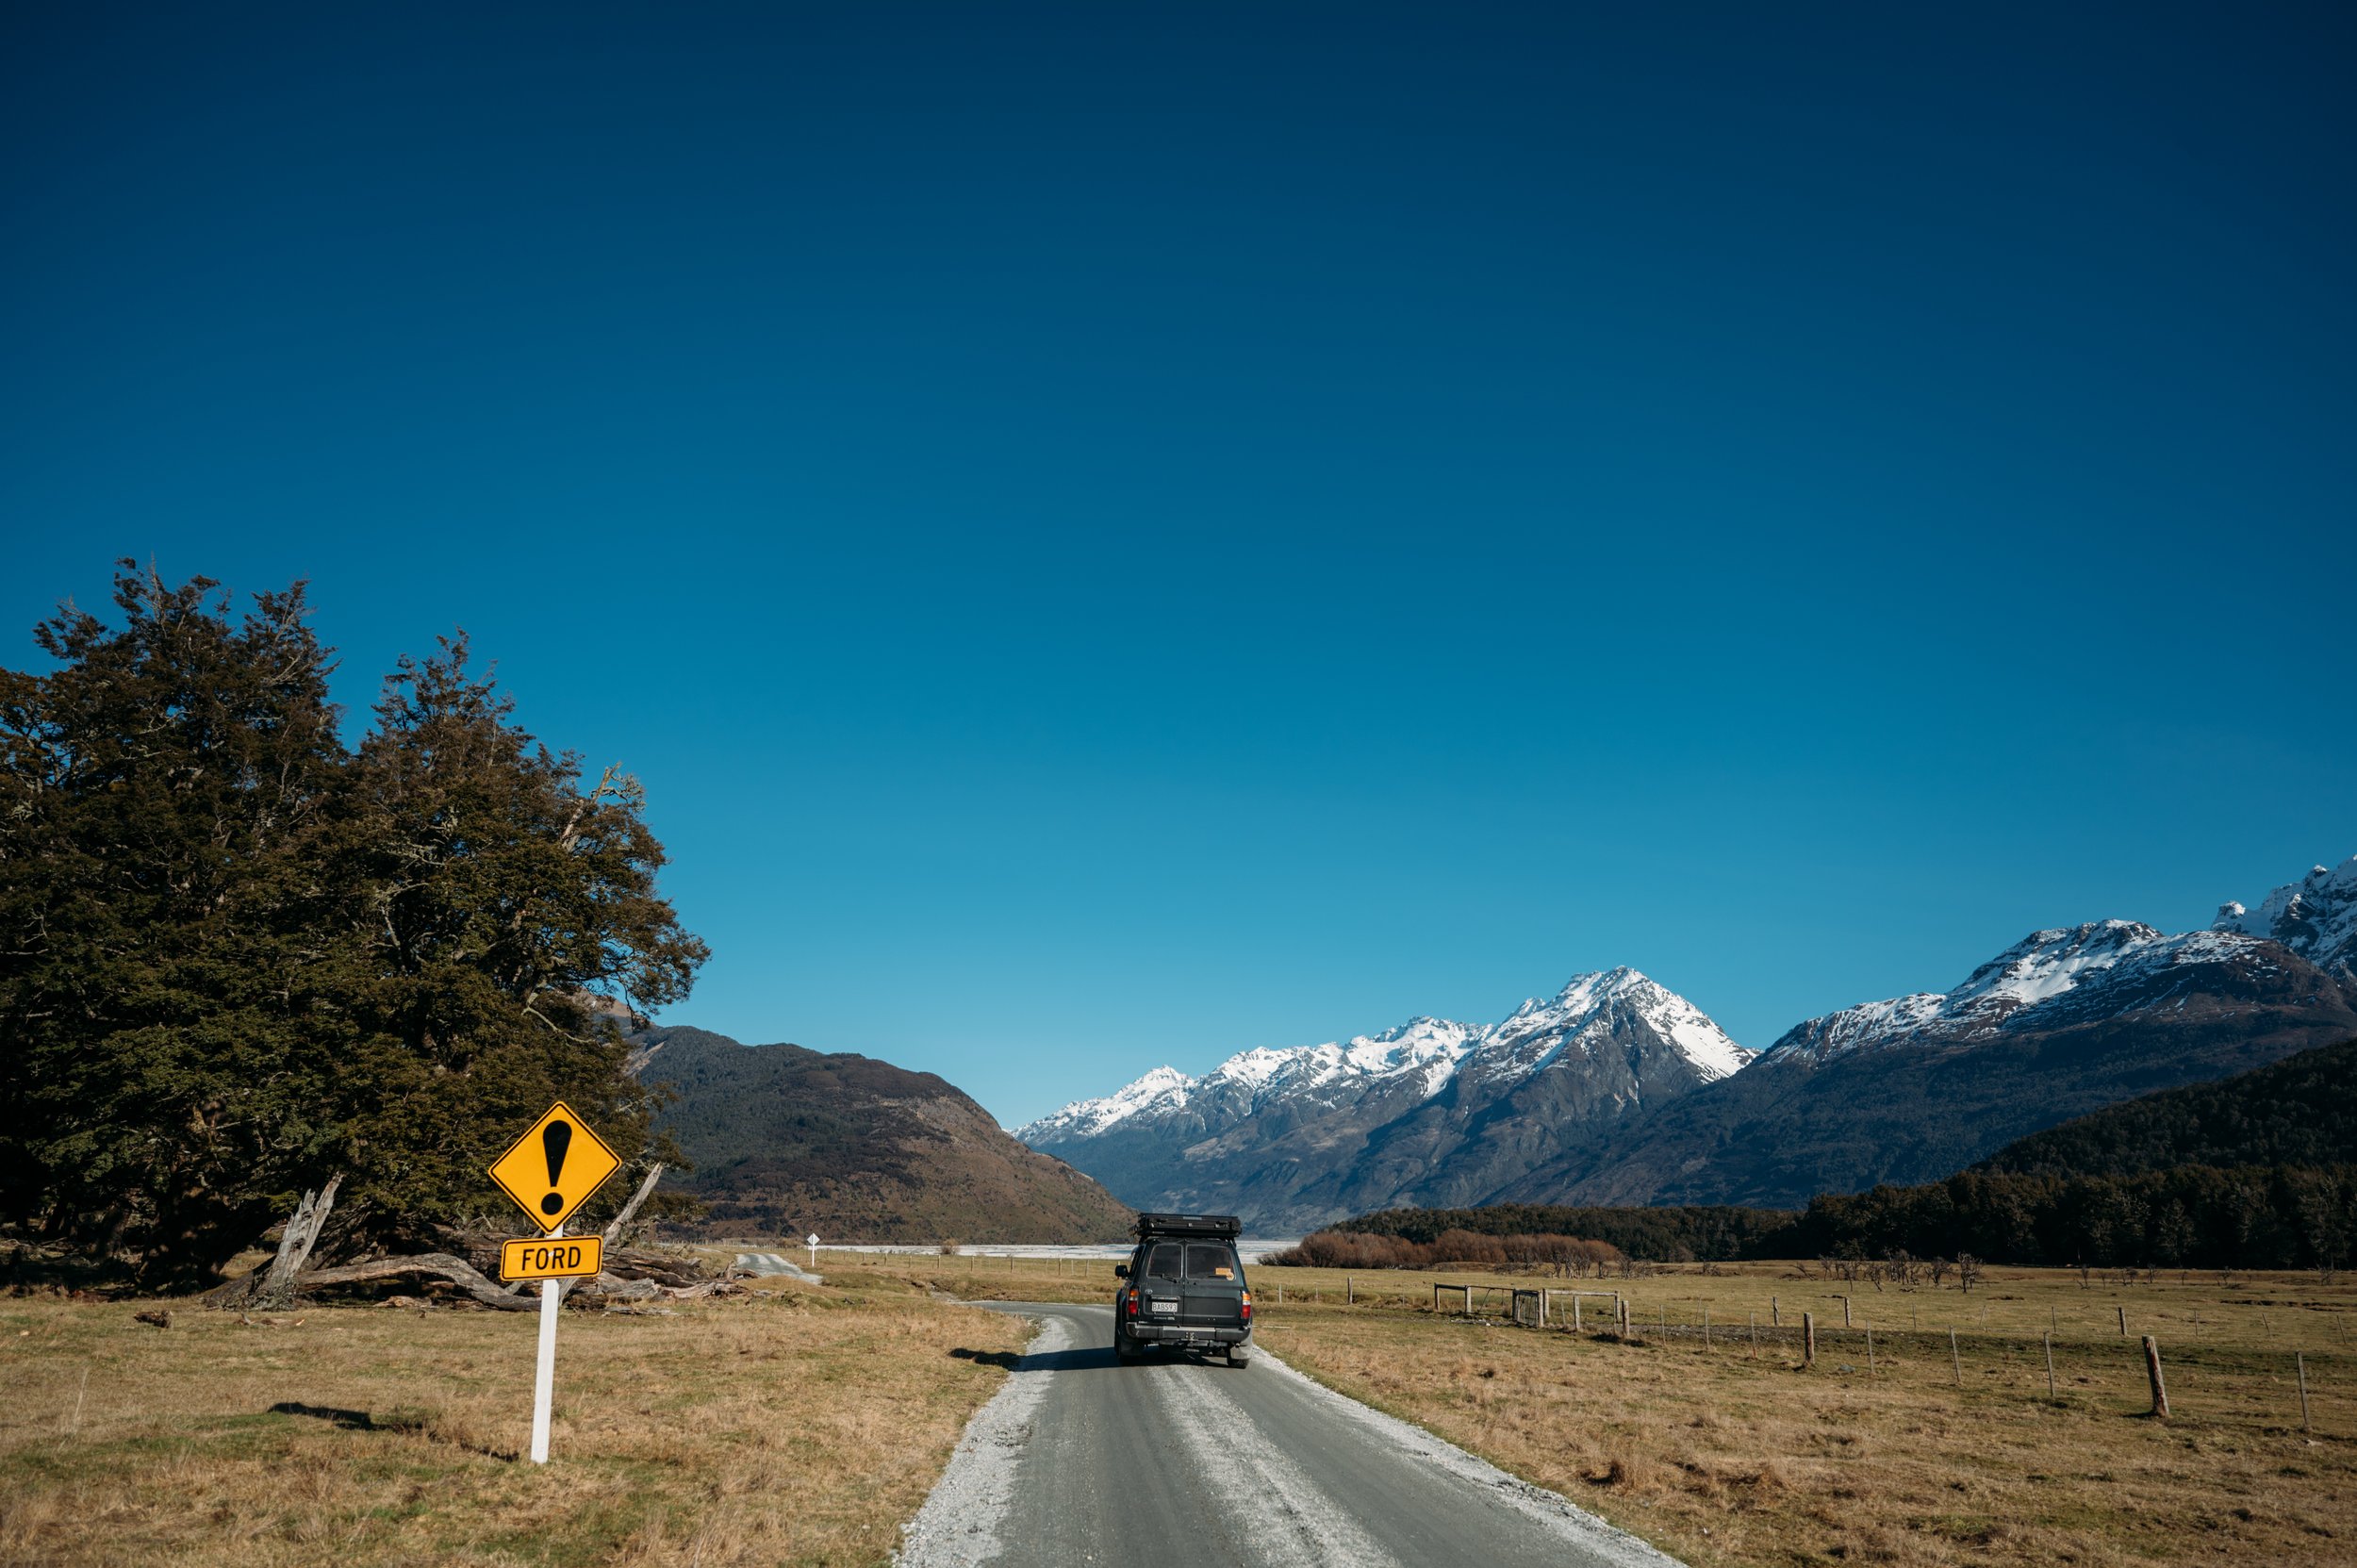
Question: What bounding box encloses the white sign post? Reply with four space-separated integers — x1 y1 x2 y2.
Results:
486 1101 622 1467
530 1224 562 1464
806 1232 819 1270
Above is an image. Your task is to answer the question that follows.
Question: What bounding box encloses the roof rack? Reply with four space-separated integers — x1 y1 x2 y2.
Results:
1134 1212 1242 1239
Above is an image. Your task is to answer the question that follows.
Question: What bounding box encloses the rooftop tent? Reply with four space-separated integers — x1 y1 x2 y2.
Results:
1134 1213 1241 1239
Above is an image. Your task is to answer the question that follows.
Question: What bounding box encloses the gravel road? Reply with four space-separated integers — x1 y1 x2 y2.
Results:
897 1301 1684 1568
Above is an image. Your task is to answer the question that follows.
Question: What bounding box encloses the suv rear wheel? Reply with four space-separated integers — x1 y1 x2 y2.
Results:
1227 1347 1249 1368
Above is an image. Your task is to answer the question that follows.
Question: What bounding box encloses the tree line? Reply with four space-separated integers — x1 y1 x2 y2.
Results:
1772 1164 2354 1276
1320 1157 2354 1275
1 564 707 1288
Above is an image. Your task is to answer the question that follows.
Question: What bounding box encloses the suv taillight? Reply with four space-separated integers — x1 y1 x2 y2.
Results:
1125 1287 1138 1317
1240 1290 1252 1323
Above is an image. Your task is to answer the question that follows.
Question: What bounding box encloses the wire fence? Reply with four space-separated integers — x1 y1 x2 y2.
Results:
1251 1269 2354 1437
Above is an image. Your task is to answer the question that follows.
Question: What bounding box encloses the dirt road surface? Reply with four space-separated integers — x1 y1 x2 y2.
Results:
897 1301 1684 1568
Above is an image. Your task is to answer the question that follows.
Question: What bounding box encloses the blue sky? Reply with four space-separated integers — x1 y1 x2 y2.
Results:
6 5 2353 1126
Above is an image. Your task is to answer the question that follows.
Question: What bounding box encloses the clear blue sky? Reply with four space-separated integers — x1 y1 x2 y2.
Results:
6 5 2352 1126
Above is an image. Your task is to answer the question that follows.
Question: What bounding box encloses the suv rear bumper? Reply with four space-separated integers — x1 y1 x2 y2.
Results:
1121 1323 1250 1348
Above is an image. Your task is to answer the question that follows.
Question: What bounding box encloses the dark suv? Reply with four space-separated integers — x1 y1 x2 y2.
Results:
1113 1213 1253 1367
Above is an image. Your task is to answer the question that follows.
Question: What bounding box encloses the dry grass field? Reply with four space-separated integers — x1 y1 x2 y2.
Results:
1259 1260 2357 1568
13 1246 2351 1568
0 1272 1024 1568
845 1249 2357 1566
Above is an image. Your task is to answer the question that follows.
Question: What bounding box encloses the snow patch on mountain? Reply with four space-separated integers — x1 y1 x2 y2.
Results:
1027 1065 1195 1139
1768 921 2279 1064
2216 853 2357 980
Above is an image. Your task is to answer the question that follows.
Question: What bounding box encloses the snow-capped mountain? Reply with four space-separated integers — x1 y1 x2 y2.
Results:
1764 922 2283 1065
1525 873 2357 1209
2216 854 2357 984
1023 850 2357 1226
1017 968 1751 1230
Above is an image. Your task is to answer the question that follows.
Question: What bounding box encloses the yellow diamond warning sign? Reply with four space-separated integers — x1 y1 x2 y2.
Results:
488 1101 621 1233
500 1234 605 1282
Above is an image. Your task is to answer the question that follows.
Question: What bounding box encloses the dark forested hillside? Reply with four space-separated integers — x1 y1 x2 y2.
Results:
1975 1039 2357 1178
1338 1203 1795 1263
635 1027 1133 1244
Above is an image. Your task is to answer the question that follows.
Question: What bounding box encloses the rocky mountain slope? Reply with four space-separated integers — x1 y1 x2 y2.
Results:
1524 919 2356 1208
634 1027 1133 1244
2215 853 2357 984
1016 968 1751 1231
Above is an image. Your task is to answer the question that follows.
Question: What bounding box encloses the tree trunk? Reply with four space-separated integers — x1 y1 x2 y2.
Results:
204 1177 343 1310
252 1176 342 1309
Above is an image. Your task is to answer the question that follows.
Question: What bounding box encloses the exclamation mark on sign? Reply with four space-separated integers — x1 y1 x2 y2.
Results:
540 1120 572 1216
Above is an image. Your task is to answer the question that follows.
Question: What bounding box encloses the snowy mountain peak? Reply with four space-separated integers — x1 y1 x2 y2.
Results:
1502 967 1753 1081
2214 853 2357 981
1947 920 2165 1010
1017 1065 1196 1140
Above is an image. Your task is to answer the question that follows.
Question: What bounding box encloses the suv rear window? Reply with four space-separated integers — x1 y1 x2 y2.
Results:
1138 1242 1241 1279
1185 1243 1237 1279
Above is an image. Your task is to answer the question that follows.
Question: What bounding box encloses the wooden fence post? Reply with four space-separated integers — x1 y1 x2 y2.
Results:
1951 1328 1961 1387
2117 1305 2126 1339
1866 1323 1874 1375
1843 1295 1853 1328
2143 1335 2168 1418
1704 1307 1711 1350
2298 1352 2311 1431
1803 1312 1817 1365
1573 1295 1582 1332
1772 1296 1780 1328
2044 1331 2056 1399
1749 1312 1757 1357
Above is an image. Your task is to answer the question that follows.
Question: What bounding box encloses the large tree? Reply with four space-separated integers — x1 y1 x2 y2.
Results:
0 564 706 1286
324 633 706 1252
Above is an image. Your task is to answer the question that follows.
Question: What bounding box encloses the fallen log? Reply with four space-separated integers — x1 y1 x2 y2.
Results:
567 1271 747 1309
556 1163 667 1303
288 1252 537 1312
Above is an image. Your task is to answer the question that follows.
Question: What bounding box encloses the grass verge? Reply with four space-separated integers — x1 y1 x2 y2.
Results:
0 1274 1026 1568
